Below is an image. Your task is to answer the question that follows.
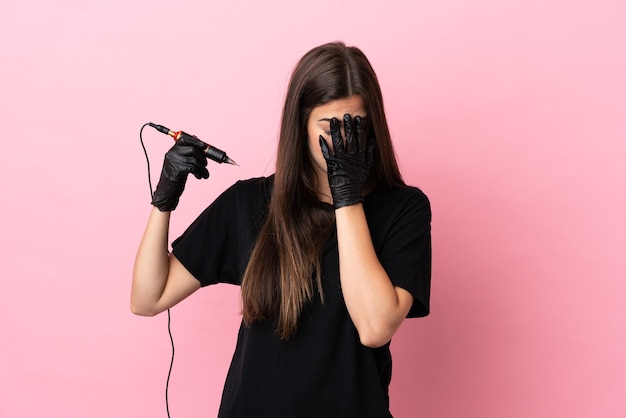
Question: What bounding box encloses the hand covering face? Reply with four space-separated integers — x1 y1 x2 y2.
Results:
319 114 375 209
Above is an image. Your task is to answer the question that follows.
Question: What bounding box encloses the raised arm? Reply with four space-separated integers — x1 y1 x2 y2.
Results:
320 115 412 347
131 208 200 316
334 205 413 348
130 134 209 316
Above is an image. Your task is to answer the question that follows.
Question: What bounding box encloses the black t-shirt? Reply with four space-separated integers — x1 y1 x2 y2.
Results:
172 175 431 418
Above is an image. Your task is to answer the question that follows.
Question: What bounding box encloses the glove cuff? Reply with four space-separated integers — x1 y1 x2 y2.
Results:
333 196 364 209
151 179 186 212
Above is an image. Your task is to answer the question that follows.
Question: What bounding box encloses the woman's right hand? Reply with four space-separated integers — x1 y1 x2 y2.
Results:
151 134 210 212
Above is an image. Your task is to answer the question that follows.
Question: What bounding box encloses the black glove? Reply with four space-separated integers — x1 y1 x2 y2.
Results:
151 134 209 212
319 114 375 209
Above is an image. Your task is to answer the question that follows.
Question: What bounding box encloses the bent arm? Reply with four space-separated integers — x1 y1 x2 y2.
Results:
131 207 200 316
335 204 413 348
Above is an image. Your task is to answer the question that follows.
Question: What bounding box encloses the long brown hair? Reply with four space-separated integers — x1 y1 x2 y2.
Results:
241 42 405 340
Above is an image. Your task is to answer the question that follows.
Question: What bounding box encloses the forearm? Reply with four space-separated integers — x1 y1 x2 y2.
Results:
335 204 412 347
131 207 172 315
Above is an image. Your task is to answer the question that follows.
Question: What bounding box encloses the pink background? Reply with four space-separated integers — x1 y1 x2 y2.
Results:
1 1 625 417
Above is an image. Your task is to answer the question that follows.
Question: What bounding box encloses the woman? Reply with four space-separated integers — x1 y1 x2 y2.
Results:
132 41 431 417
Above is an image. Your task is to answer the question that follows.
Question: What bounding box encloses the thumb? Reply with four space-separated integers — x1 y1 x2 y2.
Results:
319 135 332 160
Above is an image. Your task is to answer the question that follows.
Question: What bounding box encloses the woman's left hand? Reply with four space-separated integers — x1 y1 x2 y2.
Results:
319 114 375 209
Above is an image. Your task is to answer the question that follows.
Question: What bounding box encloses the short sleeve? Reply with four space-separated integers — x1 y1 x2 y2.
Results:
171 177 270 287
367 187 432 318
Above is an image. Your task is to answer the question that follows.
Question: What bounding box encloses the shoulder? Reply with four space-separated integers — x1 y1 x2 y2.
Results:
227 175 273 195
366 185 431 221
391 185 430 207
217 175 274 204
210 175 274 225
231 174 273 187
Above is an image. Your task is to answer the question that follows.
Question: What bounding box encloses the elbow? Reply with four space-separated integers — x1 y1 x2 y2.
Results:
359 335 391 349
356 324 393 348
130 300 159 317
355 314 406 348
355 289 413 348
131 306 158 317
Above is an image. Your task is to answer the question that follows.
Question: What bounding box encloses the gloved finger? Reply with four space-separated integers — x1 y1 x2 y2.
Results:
177 132 209 150
166 146 201 166
165 144 206 170
166 141 200 160
193 166 210 180
354 115 365 156
190 148 209 179
330 117 345 156
366 127 376 169
319 135 332 160
344 114 355 155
